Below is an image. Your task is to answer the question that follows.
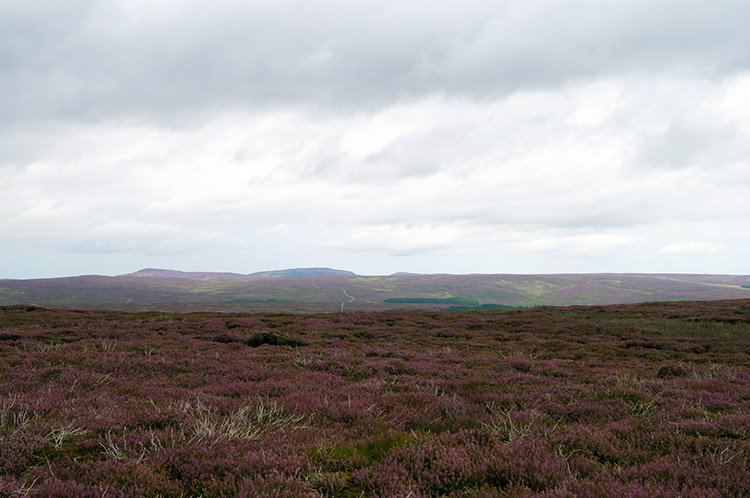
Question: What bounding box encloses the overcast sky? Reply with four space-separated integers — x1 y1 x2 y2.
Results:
1 0 749 278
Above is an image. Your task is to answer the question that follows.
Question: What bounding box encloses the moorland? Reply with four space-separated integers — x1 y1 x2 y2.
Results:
1 268 750 312
0 299 748 496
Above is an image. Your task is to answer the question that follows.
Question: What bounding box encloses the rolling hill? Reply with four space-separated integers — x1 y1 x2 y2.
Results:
1 269 750 312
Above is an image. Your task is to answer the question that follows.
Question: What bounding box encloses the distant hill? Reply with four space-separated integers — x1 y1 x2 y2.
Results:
125 267 357 280
248 268 357 278
126 268 250 281
1 271 749 312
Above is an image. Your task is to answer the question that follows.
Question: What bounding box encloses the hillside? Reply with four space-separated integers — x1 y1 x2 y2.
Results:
248 268 357 278
1 269 750 311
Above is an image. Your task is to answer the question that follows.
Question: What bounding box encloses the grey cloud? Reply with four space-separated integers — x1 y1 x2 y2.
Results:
54 218 235 256
634 122 720 170
351 124 478 183
630 120 748 171
2 0 750 127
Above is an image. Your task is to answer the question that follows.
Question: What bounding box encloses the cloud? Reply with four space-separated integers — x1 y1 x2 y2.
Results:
511 233 644 257
267 223 290 235
2 80 748 264
1 1 750 277
325 225 461 256
2 0 750 127
659 242 725 256
633 122 731 170
67 222 234 255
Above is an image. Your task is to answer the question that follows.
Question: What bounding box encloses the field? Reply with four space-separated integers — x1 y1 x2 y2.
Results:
0 300 748 497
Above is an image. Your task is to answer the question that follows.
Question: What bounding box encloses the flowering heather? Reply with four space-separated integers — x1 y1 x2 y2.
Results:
0 300 748 497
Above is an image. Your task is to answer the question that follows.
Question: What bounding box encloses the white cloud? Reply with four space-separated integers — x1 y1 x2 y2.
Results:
267 223 290 234
326 225 461 256
659 242 725 256
511 233 644 257
2 77 749 277
68 222 234 255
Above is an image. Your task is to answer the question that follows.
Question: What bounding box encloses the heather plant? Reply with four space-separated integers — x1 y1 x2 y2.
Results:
245 331 308 347
0 301 748 496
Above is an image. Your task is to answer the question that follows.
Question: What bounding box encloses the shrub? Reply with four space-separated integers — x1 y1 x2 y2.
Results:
657 365 688 378
244 332 307 347
212 333 243 344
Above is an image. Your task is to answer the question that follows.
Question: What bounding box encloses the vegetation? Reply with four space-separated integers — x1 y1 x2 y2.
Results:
244 331 308 347
2 272 750 312
384 297 480 306
228 298 298 303
0 300 748 496
444 304 518 312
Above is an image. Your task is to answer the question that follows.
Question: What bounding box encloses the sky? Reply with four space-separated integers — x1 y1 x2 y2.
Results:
1 0 749 279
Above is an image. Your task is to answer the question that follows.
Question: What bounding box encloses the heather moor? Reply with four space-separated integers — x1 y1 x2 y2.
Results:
2 270 750 312
1 300 748 497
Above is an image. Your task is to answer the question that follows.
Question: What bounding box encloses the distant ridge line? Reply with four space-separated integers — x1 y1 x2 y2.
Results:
248 268 357 278
124 267 358 280
2 270 750 312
